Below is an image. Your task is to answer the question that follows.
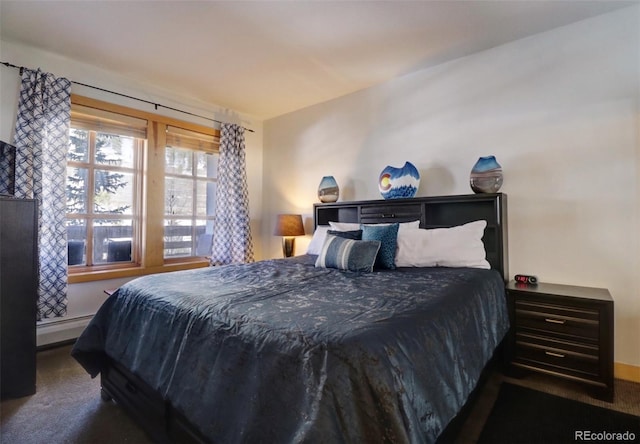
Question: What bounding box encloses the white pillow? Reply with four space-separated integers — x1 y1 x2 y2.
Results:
306 225 330 255
329 220 420 232
395 220 490 269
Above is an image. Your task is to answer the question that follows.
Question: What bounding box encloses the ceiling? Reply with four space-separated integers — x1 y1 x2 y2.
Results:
0 1 636 120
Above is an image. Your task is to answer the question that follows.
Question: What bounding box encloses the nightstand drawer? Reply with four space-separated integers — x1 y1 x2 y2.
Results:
515 300 599 340
516 332 599 357
514 340 600 378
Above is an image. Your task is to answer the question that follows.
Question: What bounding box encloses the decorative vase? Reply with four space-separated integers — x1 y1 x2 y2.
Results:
470 155 503 194
378 161 420 199
318 176 339 203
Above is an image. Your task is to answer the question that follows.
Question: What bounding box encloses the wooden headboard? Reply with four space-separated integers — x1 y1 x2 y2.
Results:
314 193 509 281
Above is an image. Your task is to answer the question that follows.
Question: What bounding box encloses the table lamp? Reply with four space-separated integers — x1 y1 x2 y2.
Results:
274 214 305 257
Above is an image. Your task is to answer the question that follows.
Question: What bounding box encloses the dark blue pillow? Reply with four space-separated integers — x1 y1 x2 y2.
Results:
327 229 362 240
315 235 380 272
361 223 399 269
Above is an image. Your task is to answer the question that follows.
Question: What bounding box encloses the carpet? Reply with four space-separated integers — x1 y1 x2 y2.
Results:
0 345 151 444
477 383 640 444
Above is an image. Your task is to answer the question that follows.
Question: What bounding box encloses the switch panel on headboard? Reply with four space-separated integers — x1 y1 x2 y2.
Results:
314 193 509 281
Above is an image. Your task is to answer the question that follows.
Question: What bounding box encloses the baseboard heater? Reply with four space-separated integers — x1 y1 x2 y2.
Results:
37 315 93 348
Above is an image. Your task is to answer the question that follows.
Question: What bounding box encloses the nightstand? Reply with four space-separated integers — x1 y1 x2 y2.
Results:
506 281 614 402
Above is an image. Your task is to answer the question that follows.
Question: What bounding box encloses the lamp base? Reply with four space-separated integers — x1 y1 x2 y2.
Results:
282 237 295 257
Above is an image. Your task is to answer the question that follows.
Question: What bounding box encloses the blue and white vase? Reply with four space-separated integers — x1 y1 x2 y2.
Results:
318 176 339 203
470 155 503 194
378 161 420 199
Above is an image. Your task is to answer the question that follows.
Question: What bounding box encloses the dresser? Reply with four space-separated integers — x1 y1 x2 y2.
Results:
506 281 614 401
0 197 38 399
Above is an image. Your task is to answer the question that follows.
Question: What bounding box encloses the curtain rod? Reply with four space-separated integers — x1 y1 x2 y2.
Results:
1 61 254 133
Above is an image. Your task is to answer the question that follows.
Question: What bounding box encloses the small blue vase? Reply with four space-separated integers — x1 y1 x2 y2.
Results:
470 156 503 194
378 161 420 199
318 176 339 203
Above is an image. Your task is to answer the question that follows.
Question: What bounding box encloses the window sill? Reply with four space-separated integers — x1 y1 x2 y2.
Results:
68 259 210 284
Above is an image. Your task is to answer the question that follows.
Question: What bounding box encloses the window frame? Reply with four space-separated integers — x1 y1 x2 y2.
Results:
68 95 220 284
163 146 218 261
66 128 144 269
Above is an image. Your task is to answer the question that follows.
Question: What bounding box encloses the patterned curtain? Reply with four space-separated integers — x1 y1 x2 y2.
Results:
13 68 71 320
210 123 254 265
0 141 16 195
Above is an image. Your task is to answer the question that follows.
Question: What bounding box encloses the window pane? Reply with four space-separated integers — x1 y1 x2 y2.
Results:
165 177 193 216
196 152 217 178
164 219 194 258
68 128 89 162
94 219 133 264
94 170 134 215
196 180 216 217
95 133 135 168
165 147 193 176
164 136 217 260
195 219 213 256
67 167 88 213
68 101 145 270
67 219 86 266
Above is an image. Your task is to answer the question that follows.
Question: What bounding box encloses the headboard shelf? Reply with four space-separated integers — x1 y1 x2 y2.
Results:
314 193 509 281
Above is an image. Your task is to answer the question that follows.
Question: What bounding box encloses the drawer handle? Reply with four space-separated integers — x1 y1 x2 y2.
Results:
545 318 566 325
381 214 396 218
545 351 565 358
125 381 138 394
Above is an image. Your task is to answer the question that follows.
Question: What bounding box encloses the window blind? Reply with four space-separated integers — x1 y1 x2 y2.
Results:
71 104 148 139
165 126 219 154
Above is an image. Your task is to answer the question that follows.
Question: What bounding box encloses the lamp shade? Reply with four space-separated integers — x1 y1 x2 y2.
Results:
274 214 305 237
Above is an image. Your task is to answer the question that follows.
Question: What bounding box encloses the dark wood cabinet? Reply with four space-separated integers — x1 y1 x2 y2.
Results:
0 197 38 399
506 281 614 401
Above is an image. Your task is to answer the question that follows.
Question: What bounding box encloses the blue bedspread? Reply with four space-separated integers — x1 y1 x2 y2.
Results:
72 255 508 443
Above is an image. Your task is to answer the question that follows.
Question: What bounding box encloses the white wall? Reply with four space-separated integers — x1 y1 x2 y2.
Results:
0 40 265 344
264 7 640 366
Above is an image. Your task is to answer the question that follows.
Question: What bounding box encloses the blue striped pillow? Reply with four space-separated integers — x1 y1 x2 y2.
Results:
315 234 381 272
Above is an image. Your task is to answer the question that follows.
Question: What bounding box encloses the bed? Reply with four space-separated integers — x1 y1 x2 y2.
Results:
72 193 509 443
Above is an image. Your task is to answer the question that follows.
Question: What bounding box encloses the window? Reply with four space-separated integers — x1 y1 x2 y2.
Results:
164 126 218 258
66 110 145 267
67 95 220 282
